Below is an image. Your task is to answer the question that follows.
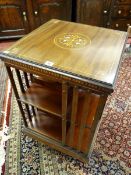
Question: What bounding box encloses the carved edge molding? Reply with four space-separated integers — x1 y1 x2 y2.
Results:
0 52 113 94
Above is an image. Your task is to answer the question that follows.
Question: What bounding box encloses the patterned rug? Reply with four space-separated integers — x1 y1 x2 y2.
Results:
4 55 131 175
0 40 15 175
0 61 8 130
0 40 15 130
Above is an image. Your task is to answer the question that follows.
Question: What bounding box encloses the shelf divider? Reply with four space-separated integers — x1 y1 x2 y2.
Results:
62 82 68 145
69 86 78 146
77 90 91 151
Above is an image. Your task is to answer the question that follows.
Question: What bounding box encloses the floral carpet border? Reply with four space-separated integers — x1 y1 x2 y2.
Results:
5 95 21 175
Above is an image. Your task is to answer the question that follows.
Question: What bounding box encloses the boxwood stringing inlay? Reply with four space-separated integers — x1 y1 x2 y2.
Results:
54 33 91 49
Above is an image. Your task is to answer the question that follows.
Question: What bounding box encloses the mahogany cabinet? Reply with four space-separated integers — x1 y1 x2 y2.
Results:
110 0 131 31
0 0 29 39
77 0 131 31
1 0 130 39
77 0 106 27
0 0 72 39
32 0 72 28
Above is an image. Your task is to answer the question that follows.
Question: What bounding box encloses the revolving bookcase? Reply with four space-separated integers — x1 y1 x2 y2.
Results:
0 19 128 162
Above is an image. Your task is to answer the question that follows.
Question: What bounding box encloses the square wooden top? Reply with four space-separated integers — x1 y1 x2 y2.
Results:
1 19 127 89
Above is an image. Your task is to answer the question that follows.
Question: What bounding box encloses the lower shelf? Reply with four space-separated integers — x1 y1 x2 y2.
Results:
28 111 62 142
26 110 91 153
23 127 88 163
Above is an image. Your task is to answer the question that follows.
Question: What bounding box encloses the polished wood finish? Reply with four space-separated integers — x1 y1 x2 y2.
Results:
0 20 127 162
0 0 72 39
77 0 105 27
0 0 130 39
62 82 68 145
116 0 131 5
4 19 127 87
19 83 62 117
32 0 71 28
69 86 78 146
77 0 131 31
0 0 29 39
85 94 108 155
110 0 131 31
30 110 62 141
77 91 91 151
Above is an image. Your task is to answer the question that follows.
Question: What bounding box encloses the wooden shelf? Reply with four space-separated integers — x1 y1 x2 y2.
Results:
17 76 100 155
18 81 99 153
18 83 62 117
28 110 62 141
27 110 91 153
32 75 61 91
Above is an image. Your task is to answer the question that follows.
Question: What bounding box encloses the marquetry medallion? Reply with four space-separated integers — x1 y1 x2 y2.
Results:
54 33 91 49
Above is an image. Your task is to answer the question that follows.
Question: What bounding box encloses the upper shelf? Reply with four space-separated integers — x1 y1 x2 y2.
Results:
18 82 62 117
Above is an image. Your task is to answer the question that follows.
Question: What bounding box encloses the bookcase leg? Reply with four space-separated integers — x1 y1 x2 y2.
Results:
5 65 28 127
62 82 68 145
85 94 108 156
77 90 91 151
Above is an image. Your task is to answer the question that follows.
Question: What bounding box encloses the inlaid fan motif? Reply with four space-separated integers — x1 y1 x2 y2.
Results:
54 33 91 49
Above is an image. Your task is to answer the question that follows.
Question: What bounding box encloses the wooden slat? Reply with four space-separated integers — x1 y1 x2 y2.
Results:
15 69 25 93
31 105 36 116
15 69 32 122
29 73 33 83
86 94 108 156
5 66 28 127
27 73 36 116
77 90 91 151
23 71 30 88
27 73 36 117
25 104 32 122
69 86 78 146
62 82 68 145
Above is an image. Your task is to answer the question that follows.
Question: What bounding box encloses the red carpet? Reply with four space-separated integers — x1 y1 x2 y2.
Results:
0 40 15 175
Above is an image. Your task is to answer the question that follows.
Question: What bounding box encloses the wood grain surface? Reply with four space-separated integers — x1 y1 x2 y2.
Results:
3 19 127 86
